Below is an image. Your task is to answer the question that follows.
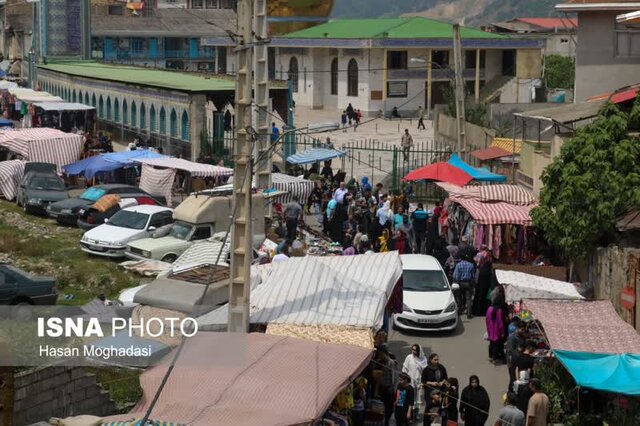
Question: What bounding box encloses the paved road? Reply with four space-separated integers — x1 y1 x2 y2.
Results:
388 315 509 425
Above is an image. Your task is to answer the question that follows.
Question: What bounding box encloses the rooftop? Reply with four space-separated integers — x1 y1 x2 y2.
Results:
556 0 640 12
280 17 505 40
491 17 578 32
38 62 236 93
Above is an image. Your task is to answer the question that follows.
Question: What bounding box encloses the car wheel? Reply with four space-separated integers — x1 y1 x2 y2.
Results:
161 254 177 263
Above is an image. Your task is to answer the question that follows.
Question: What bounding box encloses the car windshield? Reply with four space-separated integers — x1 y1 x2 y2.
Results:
169 221 193 240
403 270 450 292
80 187 107 201
30 176 65 191
107 210 149 230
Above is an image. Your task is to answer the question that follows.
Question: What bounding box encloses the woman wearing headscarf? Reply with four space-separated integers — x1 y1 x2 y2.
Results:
473 245 494 316
442 377 459 424
402 344 428 398
398 214 415 252
376 228 391 253
486 304 506 364
393 230 409 254
460 375 490 426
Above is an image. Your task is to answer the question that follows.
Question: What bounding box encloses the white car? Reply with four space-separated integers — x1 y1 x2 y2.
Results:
80 205 174 258
393 254 459 332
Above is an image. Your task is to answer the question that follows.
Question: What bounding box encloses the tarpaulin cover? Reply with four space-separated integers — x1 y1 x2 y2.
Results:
135 157 233 177
250 252 402 328
64 150 168 179
524 300 640 354
495 270 584 302
448 153 507 182
139 164 175 207
554 350 640 396
0 159 25 200
101 332 372 426
0 118 13 127
286 147 347 165
403 162 473 186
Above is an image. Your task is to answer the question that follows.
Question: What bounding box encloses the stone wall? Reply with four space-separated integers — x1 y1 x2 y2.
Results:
13 366 116 426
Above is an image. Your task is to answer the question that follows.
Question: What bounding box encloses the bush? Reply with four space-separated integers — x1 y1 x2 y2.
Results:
544 55 575 90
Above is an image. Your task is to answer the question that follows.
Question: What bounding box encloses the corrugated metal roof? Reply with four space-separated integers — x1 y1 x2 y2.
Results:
470 146 512 161
281 17 505 40
514 100 605 124
101 332 373 426
39 62 236 93
517 17 578 29
491 138 523 154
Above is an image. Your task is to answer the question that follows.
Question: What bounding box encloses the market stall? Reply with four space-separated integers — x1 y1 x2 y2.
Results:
436 182 537 263
448 153 507 182
403 161 473 186
63 149 167 180
0 128 83 171
523 300 640 395
99 332 372 426
227 172 315 204
34 101 96 132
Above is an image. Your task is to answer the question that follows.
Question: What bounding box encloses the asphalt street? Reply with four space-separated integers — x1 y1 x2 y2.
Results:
389 315 509 425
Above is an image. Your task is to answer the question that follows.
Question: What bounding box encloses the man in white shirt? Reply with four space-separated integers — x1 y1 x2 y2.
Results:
333 181 348 205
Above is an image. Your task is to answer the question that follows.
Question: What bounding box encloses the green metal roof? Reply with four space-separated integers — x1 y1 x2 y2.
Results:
38 61 236 93
281 17 506 39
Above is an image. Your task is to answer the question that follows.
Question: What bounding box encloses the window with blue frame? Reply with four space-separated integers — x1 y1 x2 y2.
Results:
140 103 146 129
131 38 144 58
106 97 112 120
123 100 128 125
91 94 96 107
99 96 104 118
114 99 120 122
159 107 166 135
170 109 177 137
131 102 137 128
181 111 189 141
85 93 89 105
150 105 156 132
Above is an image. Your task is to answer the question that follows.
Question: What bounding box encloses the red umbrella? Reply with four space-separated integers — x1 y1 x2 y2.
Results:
403 162 473 186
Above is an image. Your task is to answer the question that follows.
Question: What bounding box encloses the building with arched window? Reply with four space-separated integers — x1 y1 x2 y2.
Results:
37 62 288 159
272 17 542 114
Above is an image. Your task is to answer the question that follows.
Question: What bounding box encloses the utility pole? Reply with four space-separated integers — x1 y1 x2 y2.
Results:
452 24 466 159
228 0 254 333
254 0 271 190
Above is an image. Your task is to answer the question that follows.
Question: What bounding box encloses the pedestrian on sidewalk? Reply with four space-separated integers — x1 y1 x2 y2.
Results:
453 254 476 319
460 375 490 426
526 379 550 426
394 373 415 426
401 129 413 162
496 392 525 426
341 110 348 131
421 353 448 393
411 203 428 254
402 344 428 399
417 106 426 130
347 103 355 124
486 304 506 364
283 197 302 243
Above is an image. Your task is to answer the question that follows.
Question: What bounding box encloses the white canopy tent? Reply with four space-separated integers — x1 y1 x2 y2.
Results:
34 102 95 111
495 270 585 303
135 157 233 177
8 88 64 103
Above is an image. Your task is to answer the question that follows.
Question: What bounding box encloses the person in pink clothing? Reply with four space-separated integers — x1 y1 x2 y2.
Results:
486 305 506 364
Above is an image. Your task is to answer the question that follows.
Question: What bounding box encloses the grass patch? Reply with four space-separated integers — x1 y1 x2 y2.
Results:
88 367 143 411
0 200 144 305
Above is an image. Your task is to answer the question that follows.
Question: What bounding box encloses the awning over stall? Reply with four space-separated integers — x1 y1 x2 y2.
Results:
286 147 347 165
34 102 95 111
449 195 534 225
0 128 82 170
403 162 473 186
63 149 167 179
448 154 507 182
135 157 233 177
495 270 584 302
0 159 25 200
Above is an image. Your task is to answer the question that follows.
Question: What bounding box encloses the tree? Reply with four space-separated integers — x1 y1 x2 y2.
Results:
531 102 640 259
543 55 575 90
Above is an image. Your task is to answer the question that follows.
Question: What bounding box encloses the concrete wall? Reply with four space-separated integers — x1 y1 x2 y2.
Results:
518 141 551 196
546 33 576 57
435 111 494 162
13 366 116 426
575 11 640 102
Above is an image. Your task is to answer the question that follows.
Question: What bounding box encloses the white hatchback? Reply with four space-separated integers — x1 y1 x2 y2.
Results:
80 205 174 258
393 254 459 332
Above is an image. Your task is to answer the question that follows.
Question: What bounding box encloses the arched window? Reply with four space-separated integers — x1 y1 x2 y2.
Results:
98 96 104 118
170 109 177 137
140 103 147 130
91 94 96 108
181 111 189 140
159 107 166 135
106 97 112 120
150 105 156 132
123 100 128 125
131 101 137 128
288 57 298 93
73 90 78 103
114 99 120 122
347 59 358 97
330 58 338 95
85 93 89 105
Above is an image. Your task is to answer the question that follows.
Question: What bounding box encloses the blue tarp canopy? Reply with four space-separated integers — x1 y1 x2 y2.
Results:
63 150 167 179
286 147 347 165
0 118 13 127
555 350 640 396
448 153 507 182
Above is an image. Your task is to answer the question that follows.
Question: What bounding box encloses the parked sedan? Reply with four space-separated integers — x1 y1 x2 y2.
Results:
16 164 68 214
0 263 57 305
47 184 165 226
80 205 174 258
393 254 459 332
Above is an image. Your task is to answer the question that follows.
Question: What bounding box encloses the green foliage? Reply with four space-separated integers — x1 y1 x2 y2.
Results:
531 102 640 259
629 93 640 130
544 55 575 90
441 81 488 127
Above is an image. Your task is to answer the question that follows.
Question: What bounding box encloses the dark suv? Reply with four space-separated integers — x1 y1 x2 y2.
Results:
46 184 166 226
0 264 57 305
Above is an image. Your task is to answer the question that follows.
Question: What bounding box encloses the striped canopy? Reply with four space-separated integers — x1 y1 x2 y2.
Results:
286 147 347 165
0 159 25 200
135 157 233 177
450 195 534 225
0 128 83 171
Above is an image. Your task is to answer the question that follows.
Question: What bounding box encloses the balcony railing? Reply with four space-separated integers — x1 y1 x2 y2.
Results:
387 68 486 80
103 49 215 61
